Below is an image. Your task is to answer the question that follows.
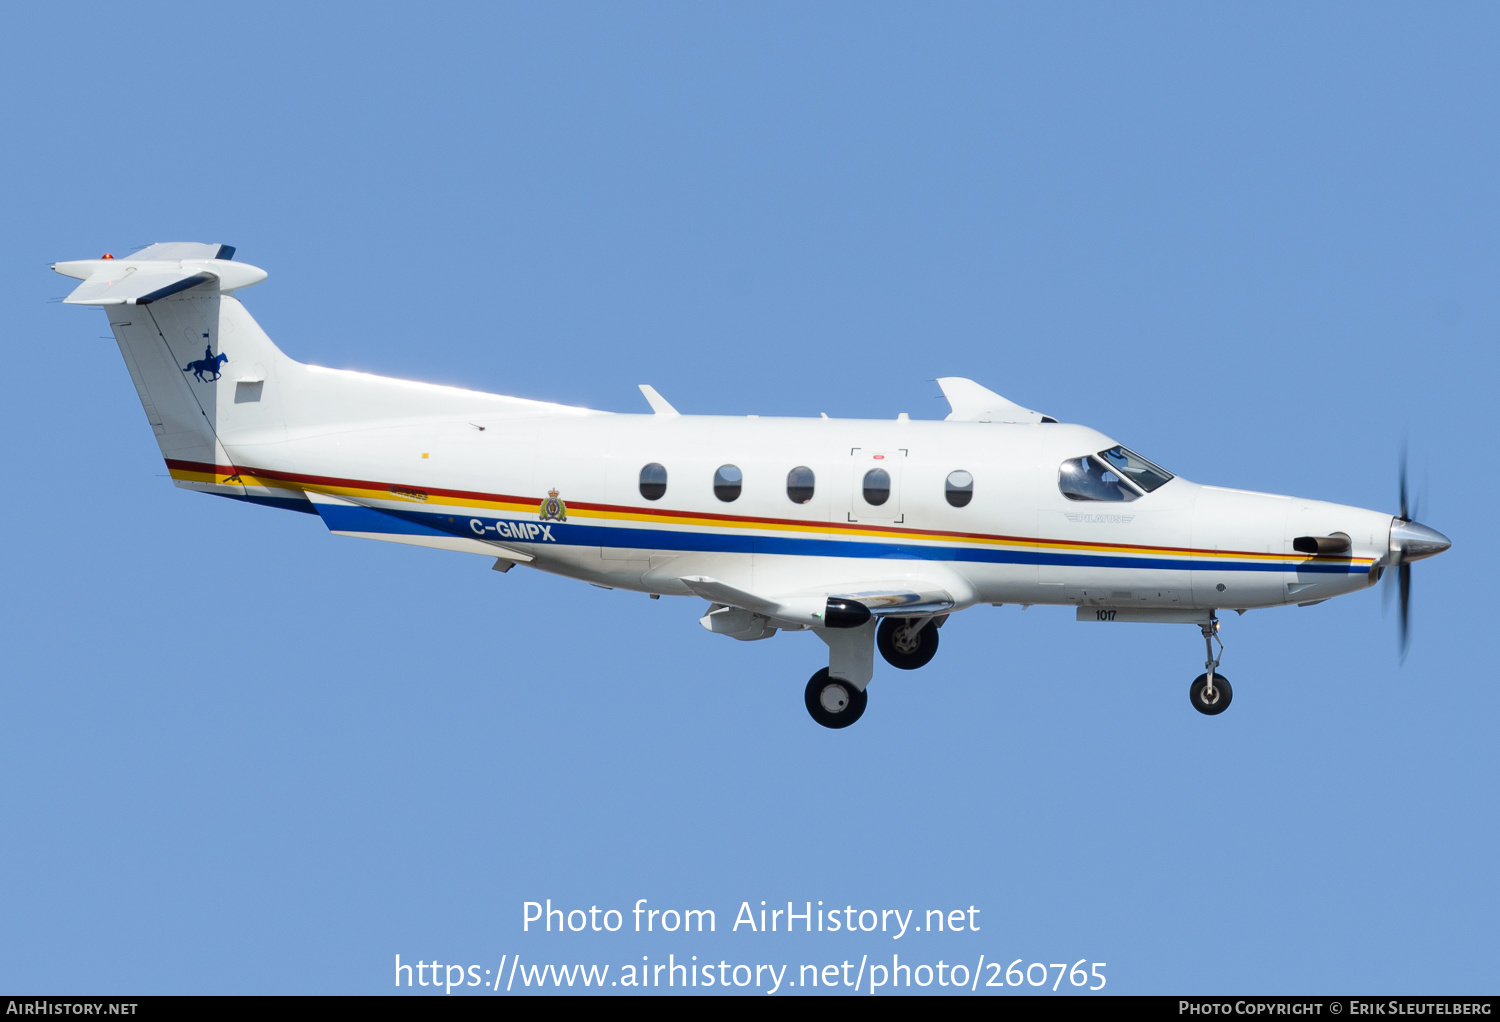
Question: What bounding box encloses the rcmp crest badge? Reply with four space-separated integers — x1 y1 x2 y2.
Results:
539 488 568 522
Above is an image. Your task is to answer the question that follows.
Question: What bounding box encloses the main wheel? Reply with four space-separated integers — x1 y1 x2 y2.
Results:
1189 673 1233 715
877 617 940 670
804 669 868 729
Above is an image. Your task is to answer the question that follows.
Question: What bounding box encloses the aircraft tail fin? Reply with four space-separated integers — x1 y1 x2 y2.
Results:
58 242 599 513
56 243 301 507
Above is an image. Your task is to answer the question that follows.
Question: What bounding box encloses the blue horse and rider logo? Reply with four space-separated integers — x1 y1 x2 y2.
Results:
183 346 228 382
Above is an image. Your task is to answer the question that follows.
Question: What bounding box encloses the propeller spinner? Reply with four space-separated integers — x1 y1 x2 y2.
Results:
1386 452 1451 659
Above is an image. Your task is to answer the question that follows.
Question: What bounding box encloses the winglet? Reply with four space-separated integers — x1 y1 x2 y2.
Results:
936 377 1054 423
638 384 680 417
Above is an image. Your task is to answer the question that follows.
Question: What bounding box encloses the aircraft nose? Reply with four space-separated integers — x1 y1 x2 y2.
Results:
1390 519 1452 564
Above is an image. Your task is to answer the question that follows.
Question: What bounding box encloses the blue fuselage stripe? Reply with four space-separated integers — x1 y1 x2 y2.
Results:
318 503 1368 575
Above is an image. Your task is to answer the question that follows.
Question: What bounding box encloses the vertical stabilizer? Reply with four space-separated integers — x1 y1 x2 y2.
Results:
53 241 309 504
60 241 596 513
107 296 247 497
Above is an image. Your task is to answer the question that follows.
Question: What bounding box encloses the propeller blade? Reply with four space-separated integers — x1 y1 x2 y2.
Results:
1398 562 1411 662
1389 444 1446 662
1398 445 1409 521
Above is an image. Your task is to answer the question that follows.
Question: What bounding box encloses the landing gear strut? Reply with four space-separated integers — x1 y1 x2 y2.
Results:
1189 616 1232 715
805 669 867 729
877 617 940 670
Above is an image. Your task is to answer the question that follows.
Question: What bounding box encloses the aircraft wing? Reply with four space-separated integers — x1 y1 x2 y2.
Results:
824 585 956 615
680 577 785 616
681 575 957 624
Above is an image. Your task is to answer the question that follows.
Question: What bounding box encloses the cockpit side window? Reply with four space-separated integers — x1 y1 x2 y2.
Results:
1059 456 1140 502
1096 446 1173 493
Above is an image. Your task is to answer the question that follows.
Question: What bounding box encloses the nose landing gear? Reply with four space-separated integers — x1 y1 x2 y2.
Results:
1190 672 1232 714
1189 616 1233 715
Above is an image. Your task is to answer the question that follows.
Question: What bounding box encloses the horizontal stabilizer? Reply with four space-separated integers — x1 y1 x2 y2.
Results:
937 377 1053 424
63 268 218 305
120 242 236 261
54 242 266 306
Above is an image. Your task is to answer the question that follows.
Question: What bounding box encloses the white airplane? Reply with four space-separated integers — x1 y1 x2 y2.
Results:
56 243 1452 728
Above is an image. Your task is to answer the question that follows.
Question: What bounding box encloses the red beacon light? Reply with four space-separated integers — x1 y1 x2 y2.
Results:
101 253 113 259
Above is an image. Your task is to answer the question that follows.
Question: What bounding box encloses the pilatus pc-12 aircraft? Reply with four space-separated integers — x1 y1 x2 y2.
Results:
55 243 1451 728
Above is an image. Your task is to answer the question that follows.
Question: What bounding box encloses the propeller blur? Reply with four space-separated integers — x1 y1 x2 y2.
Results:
1387 451 1452 660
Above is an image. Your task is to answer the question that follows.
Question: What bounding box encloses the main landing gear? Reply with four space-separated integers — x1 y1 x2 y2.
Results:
805 669 867 729
877 617 940 670
1189 617 1233 715
804 615 945 728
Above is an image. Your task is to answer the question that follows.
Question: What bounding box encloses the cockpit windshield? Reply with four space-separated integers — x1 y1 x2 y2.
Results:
1059 446 1174 502
1096 446 1173 493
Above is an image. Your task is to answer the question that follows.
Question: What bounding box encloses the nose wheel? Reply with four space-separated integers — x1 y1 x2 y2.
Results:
1190 672 1232 714
1189 617 1232 715
805 669 867 729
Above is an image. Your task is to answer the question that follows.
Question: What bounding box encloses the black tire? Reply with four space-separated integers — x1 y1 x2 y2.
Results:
876 617 940 670
1189 673 1233 715
804 669 868 729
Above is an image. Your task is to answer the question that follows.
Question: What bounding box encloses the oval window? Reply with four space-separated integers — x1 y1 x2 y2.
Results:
786 466 815 504
713 464 742 502
639 462 667 501
862 468 891 506
945 470 974 508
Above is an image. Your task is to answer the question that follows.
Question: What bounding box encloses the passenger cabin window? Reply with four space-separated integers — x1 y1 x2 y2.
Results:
945 470 973 507
862 468 891 506
639 462 667 501
714 464 742 502
786 466 815 504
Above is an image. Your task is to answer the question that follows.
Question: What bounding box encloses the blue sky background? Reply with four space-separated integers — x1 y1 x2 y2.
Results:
2 2 1494 995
